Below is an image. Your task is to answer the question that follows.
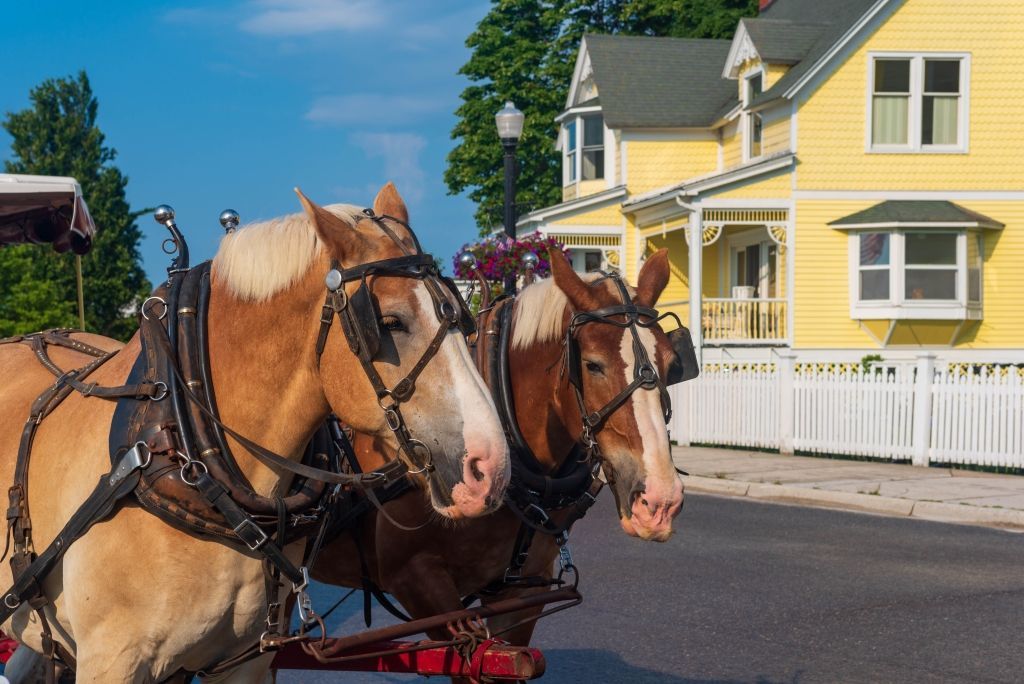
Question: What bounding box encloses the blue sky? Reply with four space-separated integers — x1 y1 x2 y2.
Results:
0 0 492 284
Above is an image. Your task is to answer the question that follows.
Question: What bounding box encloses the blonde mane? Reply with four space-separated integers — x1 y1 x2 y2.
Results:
213 204 364 301
511 273 610 350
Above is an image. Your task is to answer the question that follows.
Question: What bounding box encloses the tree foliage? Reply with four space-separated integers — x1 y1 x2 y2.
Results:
446 0 758 235
1 71 150 340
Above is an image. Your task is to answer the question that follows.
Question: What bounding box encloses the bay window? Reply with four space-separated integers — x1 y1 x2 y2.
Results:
868 53 969 152
850 230 983 319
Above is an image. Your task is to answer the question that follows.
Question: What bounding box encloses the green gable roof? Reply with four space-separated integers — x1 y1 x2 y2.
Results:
741 18 828 65
750 0 884 108
584 34 735 128
829 201 1004 230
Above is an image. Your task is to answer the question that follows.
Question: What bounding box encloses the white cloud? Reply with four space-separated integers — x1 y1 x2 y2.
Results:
305 93 447 126
351 132 427 203
240 0 385 36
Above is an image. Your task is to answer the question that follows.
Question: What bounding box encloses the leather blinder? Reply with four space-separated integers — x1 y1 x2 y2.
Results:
666 326 700 385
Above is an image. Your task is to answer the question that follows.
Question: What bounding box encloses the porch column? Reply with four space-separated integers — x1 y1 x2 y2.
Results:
688 208 703 363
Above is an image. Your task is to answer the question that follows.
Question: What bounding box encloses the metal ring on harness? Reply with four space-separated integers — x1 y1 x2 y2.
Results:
180 459 209 487
141 296 168 321
403 439 434 474
149 381 169 401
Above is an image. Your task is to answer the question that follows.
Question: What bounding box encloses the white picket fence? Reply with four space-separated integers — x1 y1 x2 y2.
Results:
669 354 1024 469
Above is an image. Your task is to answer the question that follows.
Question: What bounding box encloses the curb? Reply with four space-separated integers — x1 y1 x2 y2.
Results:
681 476 1024 531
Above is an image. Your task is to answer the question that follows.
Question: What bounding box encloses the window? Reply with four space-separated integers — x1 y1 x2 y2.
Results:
565 120 577 183
858 232 890 300
869 54 968 151
563 114 604 184
581 115 604 180
850 230 984 319
904 232 957 300
744 72 763 160
967 233 982 303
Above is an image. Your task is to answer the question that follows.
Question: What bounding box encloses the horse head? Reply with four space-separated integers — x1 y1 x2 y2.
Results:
512 249 683 541
212 183 508 519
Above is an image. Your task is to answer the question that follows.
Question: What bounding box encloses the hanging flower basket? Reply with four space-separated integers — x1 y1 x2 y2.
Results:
452 232 568 282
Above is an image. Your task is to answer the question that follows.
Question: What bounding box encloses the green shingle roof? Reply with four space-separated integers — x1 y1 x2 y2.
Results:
741 18 828 65
829 201 1005 229
750 0 885 108
584 34 735 128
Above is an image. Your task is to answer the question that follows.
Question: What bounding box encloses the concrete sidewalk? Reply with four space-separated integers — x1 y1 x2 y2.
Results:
673 446 1024 531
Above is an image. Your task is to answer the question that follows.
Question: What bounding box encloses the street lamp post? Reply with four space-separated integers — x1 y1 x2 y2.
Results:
495 101 524 295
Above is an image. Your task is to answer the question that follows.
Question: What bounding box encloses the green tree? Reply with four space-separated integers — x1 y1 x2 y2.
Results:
446 0 758 235
1 71 150 340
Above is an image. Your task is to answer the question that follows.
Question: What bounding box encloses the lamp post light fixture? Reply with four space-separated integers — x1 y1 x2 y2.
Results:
495 100 524 295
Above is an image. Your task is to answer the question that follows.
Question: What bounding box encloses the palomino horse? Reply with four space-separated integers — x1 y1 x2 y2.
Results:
0 183 509 681
311 248 684 649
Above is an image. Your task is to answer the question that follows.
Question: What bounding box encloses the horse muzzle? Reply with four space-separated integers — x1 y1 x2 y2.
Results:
619 475 684 542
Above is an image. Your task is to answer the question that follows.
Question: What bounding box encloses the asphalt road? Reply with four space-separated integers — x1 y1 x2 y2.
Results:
279 494 1024 684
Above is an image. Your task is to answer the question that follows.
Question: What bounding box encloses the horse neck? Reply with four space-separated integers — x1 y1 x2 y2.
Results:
205 270 329 497
507 331 581 472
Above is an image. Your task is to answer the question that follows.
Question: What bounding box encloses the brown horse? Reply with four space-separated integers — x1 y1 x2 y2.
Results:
0 184 509 681
311 248 683 651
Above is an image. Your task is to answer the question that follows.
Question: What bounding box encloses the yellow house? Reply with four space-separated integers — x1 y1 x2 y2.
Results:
517 0 1024 363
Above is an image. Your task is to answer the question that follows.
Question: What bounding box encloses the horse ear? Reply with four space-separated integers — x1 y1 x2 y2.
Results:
634 248 670 308
294 187 360 259
372 182 409 225
548 248 599 311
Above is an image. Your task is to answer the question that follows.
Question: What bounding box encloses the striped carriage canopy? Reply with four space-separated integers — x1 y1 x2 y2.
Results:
0 174 97 255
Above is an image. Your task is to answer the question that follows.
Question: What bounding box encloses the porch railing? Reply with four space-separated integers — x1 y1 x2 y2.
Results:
702 298 788 344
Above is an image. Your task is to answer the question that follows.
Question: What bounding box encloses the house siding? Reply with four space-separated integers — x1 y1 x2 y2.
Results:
627 139 718 194
797 0 1024 191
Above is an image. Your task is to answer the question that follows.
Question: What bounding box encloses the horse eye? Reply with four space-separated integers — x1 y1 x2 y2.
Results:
585 360 604 375
380 315 405 332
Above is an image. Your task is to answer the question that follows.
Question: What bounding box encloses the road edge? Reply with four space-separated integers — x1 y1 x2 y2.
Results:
682 476 1024 531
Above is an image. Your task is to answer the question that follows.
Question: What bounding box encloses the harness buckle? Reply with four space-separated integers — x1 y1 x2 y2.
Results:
233 518 269 551
558 542 574 571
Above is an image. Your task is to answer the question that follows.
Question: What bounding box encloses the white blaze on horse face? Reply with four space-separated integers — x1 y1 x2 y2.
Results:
618 326 683 541
408 284 509 519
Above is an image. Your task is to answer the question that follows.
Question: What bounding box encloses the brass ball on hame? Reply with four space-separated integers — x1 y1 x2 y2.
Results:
154 205 175 225
521 251 539 270
458 252 478 270
219 209 241 232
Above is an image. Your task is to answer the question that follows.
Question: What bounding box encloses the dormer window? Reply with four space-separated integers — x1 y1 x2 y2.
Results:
563 113 604 185
581 115 604 180
744 71 764 161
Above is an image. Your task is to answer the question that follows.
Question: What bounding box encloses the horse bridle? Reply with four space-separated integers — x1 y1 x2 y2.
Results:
315 208 475 478
564 273 682 455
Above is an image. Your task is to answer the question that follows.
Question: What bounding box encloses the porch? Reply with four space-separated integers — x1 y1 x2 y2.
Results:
642 206 792 348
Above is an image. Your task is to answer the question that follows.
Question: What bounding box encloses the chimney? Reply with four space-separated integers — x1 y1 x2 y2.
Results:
759 0 776 11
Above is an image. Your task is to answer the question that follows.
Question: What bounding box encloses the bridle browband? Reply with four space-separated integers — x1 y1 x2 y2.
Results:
315 208 474 482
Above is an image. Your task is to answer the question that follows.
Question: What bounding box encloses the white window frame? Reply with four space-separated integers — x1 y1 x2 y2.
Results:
579 114 605 182
847 229 983 320
560 107 604 187
866 52 971 154
742 68 765 163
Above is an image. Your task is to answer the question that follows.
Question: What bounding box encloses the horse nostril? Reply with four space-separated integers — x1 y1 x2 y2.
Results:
641 498 649 507
469 459 485 482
